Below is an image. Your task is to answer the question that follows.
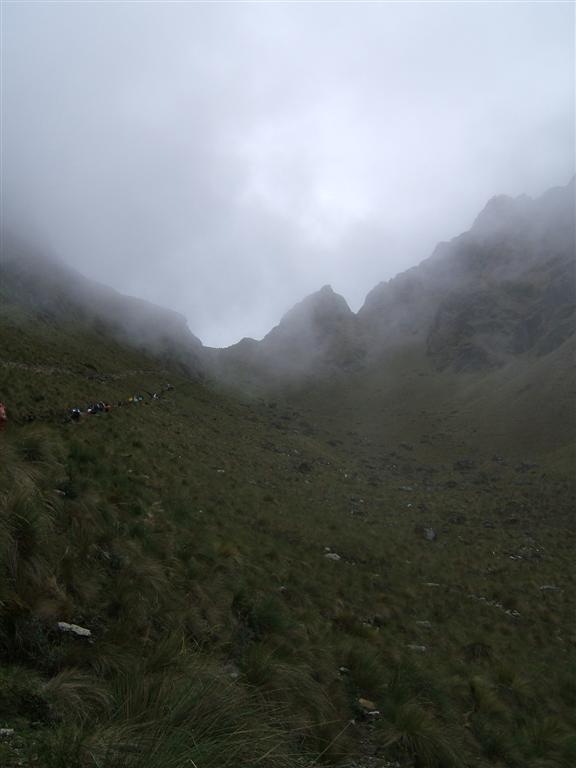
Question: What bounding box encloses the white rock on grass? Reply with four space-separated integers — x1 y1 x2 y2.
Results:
324 552 342 561
57 621 92 637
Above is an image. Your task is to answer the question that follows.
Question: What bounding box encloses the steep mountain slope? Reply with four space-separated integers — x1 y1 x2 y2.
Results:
211 180 575 458
359 178 575 369
1 234 204 377
209 285 365 388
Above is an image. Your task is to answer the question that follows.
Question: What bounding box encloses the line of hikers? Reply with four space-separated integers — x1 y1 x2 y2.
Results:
69 384 174 423
0 385 175 430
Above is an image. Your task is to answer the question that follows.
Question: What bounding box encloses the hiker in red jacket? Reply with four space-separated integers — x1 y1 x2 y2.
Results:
0 402 7 432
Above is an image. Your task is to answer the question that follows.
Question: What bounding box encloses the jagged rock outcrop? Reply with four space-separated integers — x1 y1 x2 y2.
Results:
358 178 575 369
262 285 364 371
209 285 365 385
424 179 575 370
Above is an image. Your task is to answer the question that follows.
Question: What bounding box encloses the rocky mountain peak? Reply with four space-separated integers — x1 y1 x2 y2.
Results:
274 284 354 339
470 193 533 238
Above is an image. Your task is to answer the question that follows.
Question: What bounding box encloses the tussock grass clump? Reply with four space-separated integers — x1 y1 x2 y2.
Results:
39 657 306 768
376 699 464 768
470 715 519 765
0 664 49 721
340 640 388 699
41 668 113 722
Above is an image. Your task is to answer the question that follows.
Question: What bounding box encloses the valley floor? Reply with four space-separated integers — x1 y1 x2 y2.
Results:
0 341 575 767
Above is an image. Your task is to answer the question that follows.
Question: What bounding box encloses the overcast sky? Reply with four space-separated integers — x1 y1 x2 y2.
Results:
2 1 574 346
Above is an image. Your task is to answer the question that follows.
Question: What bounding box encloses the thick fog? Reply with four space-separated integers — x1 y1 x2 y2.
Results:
2 2 574 347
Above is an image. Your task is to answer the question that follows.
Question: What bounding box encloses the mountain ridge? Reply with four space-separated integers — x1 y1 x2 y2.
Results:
2 178 574 458
209 178 574 381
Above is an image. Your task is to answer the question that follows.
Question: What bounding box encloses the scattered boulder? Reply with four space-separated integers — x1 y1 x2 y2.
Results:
324 552 342 561
540 585 561 592
57 621 92 638
407 644 428 652
414 525 437 541
224 663 241 680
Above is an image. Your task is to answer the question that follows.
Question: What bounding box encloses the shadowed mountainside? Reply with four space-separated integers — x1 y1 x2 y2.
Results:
208 179 575 458
212 179 574 376
359 178 575 370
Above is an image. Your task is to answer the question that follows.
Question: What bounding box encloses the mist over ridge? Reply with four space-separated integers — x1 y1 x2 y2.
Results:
3 2 574 346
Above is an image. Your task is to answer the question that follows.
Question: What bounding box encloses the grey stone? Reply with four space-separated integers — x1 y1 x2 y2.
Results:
57 621 92 638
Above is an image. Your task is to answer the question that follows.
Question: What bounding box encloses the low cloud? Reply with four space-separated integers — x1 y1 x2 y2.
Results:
3 2 574 345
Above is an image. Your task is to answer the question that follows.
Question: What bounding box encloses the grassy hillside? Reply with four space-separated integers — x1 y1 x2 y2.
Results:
1 302 575 767
279 338 576 464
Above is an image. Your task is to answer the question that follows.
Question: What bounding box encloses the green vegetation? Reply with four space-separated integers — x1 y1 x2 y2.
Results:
0 309 575 767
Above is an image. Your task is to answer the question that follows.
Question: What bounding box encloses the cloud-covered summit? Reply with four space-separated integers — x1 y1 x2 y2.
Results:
3 2 574 345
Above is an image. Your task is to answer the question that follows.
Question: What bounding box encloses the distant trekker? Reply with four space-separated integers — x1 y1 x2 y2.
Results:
0 402 7 432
